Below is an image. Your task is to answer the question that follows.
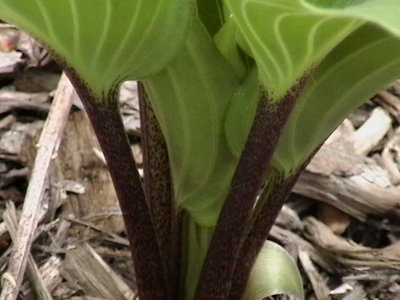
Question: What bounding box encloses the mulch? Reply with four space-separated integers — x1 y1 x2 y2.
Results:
1 26 400 300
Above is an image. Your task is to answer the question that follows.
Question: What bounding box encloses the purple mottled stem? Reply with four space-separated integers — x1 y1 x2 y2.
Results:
138 82 180 299
228 169 300 300
195 78 308 300
64 69 168 300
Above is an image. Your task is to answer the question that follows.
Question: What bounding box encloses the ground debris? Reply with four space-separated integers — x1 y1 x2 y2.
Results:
1 29 400 300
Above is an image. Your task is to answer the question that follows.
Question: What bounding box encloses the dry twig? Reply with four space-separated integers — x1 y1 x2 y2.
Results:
3 201 52 300
0 73 75 300
294 144 400 220
299 250 330 300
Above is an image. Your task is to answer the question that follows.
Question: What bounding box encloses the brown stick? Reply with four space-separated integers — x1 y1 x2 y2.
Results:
3 201 53 300
195 79 307 300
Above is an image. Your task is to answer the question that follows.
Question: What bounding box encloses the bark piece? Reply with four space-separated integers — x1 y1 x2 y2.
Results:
317 203 351 235
0 122 44 162
294 144 400 220
270 225 336 274
0 73 74 300
299 250 330 300
304 217 400 270
380 127 400 185
3 199 52 300
0 51 22 75
353 107 391 155
376 90 400 122
62 244 134 300
54 111 124 233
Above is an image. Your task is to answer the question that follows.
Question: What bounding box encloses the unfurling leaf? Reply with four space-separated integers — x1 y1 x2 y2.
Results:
242 241 304 300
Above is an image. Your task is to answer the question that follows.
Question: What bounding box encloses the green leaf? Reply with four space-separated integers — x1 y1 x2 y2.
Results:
224 67 260 158
197 0 225 36
214 17 248 78
0 0 194 100
143 18 240 227
273 24 400 173
223 0 400 174
225 0 400 100
182 217 214 300
242 241 304 300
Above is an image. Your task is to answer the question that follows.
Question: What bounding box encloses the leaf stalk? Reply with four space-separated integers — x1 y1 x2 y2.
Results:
65 71 168 300
228 169 301 300
138 82 180 299
195 77 309 300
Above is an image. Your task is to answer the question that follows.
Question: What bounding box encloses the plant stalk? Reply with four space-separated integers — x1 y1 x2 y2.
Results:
64 71 168 300
229 142 322 299
138 82 180 299
228 168 300 300
195 78 308 300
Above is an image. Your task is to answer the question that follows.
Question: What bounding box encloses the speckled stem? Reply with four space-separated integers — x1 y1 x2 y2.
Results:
138 81 180 299
64 69 168 300
195 78 308 300
228 169 300 300
228 143 321 300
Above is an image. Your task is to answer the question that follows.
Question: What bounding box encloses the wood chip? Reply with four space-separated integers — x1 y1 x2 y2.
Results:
353 107 392 155
380 127 400 185
376 90 400 122
270 225 336 273
2 201 52 300
304 217 400 270
317 203 351 235
62 244 134 300
53 111 124 233
0 51 22 75
299 250 330 300
294 144 400 220
0 73 74 300
0 122 43 162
